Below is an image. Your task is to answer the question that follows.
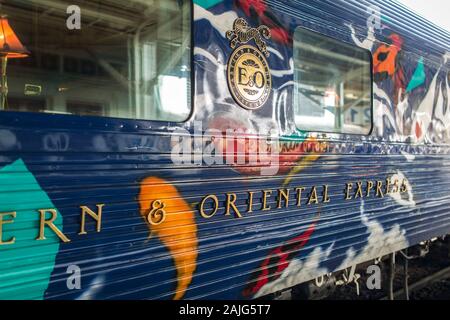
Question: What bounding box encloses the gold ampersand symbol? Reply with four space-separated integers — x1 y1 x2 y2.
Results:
147 200 166 226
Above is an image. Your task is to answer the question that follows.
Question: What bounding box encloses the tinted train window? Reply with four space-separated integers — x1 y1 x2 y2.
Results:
0 0 191 122
294 27 372 134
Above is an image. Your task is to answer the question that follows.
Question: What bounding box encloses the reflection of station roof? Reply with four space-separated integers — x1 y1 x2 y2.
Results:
4 0 189 85
4 0 187 53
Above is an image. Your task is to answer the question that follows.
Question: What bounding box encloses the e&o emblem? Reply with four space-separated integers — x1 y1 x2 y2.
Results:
226 18 272 110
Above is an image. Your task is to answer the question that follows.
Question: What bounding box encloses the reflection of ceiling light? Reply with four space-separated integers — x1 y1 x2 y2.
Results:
58 87 69 92
0 15 30 109
43 110 72 115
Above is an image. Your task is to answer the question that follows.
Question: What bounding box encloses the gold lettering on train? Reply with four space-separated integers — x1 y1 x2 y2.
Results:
199 194 219 219
295 187 306 206
392 179 399 193
225 193 243 218
0 212 16 245
0 176 411 245
345 183 353 200
385 178 392 195
79 204 105 235
277 189 290 209
145 200 167 226
262 190 272 211
400 180 408 193
248 191 255 213
354 182 364 199
366 181 374 197
323 185 331 203
376 181 384 198
37 209 71 243
307 186 319 205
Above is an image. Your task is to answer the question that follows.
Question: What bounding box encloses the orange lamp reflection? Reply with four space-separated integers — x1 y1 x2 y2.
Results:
0 15 29 109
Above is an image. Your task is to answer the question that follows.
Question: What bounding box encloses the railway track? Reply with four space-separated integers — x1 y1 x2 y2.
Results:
381 265 450 300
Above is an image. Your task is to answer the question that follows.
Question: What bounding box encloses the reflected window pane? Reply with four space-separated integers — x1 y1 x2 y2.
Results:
294 27 372 134
2 0 191 122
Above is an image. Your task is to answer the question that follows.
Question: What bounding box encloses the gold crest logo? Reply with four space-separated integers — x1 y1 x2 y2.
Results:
226 18 272 110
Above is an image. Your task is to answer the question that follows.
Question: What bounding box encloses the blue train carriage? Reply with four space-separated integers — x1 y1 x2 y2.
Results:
0 0 448 300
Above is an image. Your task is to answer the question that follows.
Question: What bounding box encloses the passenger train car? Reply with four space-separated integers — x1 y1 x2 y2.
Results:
0 0 449 300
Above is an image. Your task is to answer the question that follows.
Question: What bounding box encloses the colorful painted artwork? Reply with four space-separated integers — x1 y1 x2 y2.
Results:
0 159 62 300
139 177 198 300
0 0 448 301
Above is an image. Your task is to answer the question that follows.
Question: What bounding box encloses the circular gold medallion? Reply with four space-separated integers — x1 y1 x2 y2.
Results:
227 45 272 110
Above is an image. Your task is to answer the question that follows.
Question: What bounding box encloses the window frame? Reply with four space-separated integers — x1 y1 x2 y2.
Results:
292 26 374 137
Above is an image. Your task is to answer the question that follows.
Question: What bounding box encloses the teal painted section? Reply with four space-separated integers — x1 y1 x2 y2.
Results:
283 129 309 142
381 15 391 23
0 159 62 300
194 0 223 9
406 57 426 92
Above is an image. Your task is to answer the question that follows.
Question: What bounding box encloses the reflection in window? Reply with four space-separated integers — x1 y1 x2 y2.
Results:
2 0 191 122
294 27 372 134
